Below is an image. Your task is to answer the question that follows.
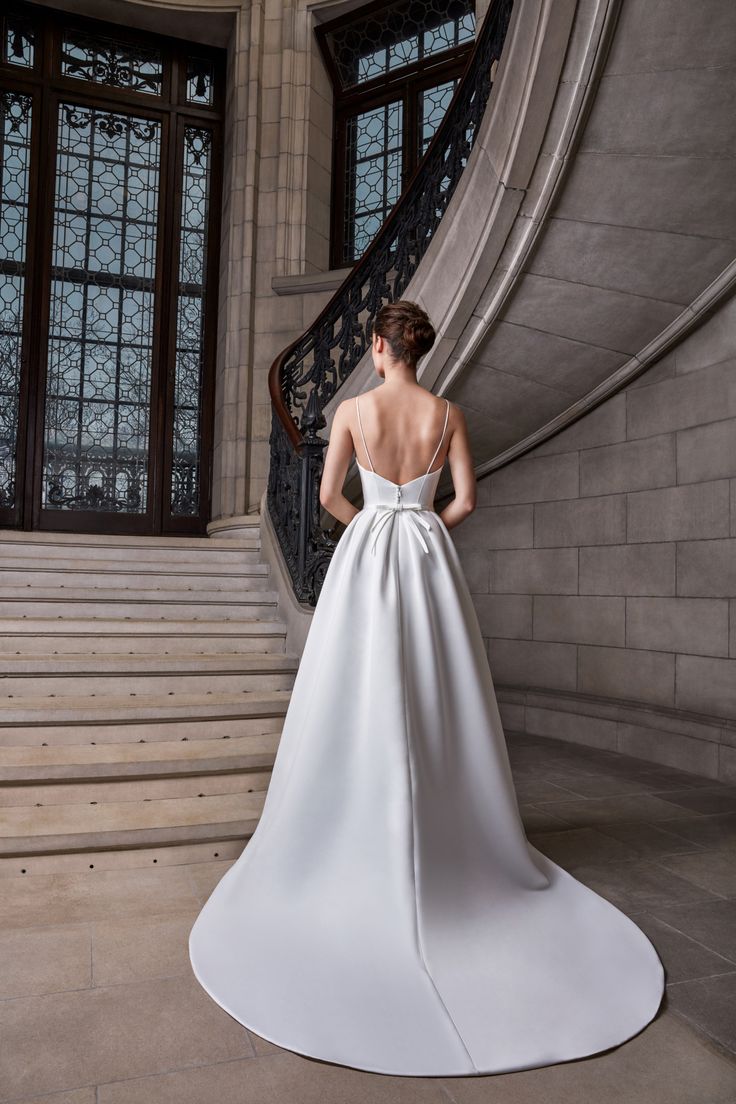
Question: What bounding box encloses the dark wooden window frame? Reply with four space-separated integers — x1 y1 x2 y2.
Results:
315 0 474 269
0 0 225 536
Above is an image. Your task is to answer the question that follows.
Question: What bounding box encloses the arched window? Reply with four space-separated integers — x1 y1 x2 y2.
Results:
317 0 476 267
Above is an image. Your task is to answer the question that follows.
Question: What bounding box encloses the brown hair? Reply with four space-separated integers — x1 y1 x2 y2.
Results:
373 300 436 367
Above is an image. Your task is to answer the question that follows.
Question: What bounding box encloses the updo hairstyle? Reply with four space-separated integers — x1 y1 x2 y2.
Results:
373 300 436 367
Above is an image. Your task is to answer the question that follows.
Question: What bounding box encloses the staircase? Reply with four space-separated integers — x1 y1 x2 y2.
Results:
0 522 298 875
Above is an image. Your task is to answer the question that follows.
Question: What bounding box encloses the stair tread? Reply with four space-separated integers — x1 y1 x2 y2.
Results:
0 653 299 674
0 731 280 767
0 530 260 550
1 789 266 836
0 564 269 577
0 618 286 634
0 687 291 711
0 522 289 859
0 770 273 807
0 692 291 728
0 590 278 604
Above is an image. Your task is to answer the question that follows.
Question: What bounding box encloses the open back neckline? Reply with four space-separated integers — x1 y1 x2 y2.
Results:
355 395 450 488
355 459 445 488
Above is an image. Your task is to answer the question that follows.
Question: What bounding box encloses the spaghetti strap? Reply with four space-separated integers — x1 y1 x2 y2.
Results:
356 393 448 482
355 395 375 472
424 398 450 476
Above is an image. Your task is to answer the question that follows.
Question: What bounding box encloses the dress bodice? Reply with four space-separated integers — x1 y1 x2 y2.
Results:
354 395 450 555
358 462 443 511
357 463 444 555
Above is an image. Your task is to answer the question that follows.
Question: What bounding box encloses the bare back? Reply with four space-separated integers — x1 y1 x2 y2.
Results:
351 386 452 485
319 381 477 529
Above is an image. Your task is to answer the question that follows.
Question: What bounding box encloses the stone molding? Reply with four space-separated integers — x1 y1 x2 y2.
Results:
272 267 353 295
259 491 315 654
496 685 736 784
206 514 261 538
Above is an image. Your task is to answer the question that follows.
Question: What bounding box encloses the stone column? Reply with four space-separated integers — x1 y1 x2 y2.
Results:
210 0 339 527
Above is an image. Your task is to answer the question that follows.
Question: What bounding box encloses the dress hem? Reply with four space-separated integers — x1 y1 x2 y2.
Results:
188 930 666 1080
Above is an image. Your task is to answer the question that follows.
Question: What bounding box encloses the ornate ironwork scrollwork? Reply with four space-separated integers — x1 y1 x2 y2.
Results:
61 30 163 97
46 459 144 512
268 0 514 606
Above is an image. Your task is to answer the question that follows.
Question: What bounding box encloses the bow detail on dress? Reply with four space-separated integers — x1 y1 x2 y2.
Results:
367 501 433 555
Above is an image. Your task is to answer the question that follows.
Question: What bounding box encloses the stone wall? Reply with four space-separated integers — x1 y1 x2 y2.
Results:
452 292 736 782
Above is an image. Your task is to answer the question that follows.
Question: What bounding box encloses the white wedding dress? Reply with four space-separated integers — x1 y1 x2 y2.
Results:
189 395 665 1076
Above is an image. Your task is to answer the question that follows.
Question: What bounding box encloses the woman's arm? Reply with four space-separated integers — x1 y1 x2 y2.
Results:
318 399 361 527
439 403 477 530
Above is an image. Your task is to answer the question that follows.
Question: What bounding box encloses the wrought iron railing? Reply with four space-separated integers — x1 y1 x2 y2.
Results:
267 0 515 605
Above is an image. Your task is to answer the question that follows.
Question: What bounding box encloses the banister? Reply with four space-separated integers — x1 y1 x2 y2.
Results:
267 0 515 604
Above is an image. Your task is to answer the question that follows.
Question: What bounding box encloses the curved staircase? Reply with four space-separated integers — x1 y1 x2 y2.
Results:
0 524 297 874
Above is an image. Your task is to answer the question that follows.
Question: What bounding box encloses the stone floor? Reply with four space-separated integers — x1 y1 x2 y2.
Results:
2 730 736 1104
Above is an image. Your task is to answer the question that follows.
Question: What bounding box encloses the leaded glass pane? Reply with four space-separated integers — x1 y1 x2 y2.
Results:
327 0 475 89
0 91 32 509
3 14 35 68
418 78 458 155
42 103 161 513
61 29 163 96
424 11 475 57
186 57 215 106
171 127 212 517
344 99 403 262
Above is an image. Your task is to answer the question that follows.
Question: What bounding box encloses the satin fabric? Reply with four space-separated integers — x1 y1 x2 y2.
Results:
189 459 665 1076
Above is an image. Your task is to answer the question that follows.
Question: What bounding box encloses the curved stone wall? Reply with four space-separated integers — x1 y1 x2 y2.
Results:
452 292 736 781
438 0 736 481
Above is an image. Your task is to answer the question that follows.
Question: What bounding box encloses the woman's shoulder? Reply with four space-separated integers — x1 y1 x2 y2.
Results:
338 388 457 417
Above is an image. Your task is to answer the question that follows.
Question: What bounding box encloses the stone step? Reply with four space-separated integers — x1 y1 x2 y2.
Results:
0 594 279 619
0 566 271 592
0 837 246 878
0 768 274 807
0 619 287 656
0 583 275 602
0 522 291 863
5 553 265 572
0 688 292 726
0 528 260 550
0 651 298 675
0 653 299 697
0 541 262 566
0 715 284 749
0 730 281 778
0 789 267 857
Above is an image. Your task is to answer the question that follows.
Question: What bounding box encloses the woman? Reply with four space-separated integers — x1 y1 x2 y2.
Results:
189 300 665 1077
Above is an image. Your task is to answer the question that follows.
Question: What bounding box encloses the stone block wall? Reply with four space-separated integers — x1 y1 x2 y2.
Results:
452 292 736 782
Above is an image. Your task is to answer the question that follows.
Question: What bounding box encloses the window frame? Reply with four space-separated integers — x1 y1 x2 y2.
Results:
315 0 474 268
0 0 225 535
